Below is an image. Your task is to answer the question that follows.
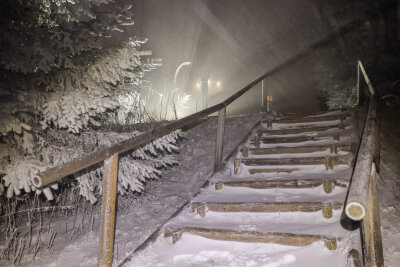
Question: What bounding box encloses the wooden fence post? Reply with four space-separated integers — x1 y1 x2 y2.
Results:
214 107 226 170
98 153 119 267
361 163 384 267
357 61 366 107
357 61 361 106
262 79 267 112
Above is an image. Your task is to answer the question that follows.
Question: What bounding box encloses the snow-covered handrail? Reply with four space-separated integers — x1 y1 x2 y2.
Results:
346 60 378 220
345 95 377 220
345 60 383 266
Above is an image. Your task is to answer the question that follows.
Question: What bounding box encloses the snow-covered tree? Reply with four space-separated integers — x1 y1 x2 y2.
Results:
0 0 174 202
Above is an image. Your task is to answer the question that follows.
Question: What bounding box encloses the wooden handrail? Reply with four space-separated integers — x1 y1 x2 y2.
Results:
345 60 377 220
345 95 377 220
345 60 383 266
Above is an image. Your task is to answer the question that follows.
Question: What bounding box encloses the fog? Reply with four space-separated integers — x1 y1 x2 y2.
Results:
109 0 365 117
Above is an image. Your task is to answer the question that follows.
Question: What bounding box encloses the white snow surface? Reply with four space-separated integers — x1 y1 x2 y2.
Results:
128 234 348 267
5 107 400 267
21 114 259 267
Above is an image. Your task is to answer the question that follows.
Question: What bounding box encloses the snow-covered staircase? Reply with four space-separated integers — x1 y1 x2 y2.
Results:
126 109 362 266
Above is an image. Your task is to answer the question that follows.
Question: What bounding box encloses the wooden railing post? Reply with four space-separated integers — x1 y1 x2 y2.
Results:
357 61 366 107
361 163 383 267
214 106 226 171
98 153 119 267
356 61 362 106
261 79 267 112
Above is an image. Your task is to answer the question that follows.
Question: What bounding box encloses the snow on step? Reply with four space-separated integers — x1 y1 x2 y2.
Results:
169 207 345 230
235 156 351 175
216 178 349 191
240 144 351 158
255 134 355 149
165 208 349 239
266 113 350 124
191 202 342 219
263 119 348 130
191 184 347 204
239 156 350 166
127 234 348 267
259 124 346 136
276 109 350 119
252 133 342 145
164 227 339 249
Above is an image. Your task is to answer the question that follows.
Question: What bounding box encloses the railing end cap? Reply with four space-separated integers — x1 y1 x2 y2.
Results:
32 175 42 188
345 201 366 221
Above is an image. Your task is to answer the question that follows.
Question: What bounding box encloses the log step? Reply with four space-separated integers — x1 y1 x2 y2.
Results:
215 178 348 192
164 226 339 250
260 124 346 135
258 133 341 144
279 108 350 119
191 201 343 214
234 157 349 174
239 157 349 167
247 168 301 174
241 144 350 156
264 114 350 124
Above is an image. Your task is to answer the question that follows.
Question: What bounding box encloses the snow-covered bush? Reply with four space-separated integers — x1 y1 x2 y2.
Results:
71 130 181 203
2 128 182 203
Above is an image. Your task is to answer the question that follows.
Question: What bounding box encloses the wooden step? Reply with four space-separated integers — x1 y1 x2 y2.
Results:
241 144 350 156
239 157 349 167
234 157 349 174
215 178 349 192
258 133 341 144
191 201 342 214
279 108 350 119
247 168 301 174
265 114 350 124
164 227 339 250
260 124 345 135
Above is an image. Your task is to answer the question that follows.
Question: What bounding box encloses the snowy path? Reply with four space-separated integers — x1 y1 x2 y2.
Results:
124 109 363 266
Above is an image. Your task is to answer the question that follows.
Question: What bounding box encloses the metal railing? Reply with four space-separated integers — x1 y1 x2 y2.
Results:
345 60 383 266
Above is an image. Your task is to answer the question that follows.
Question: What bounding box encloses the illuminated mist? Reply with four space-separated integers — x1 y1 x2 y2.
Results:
110 0 371 118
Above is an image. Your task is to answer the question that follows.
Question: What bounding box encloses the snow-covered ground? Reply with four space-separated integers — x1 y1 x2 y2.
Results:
2 105 399 267
25 113 260 267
